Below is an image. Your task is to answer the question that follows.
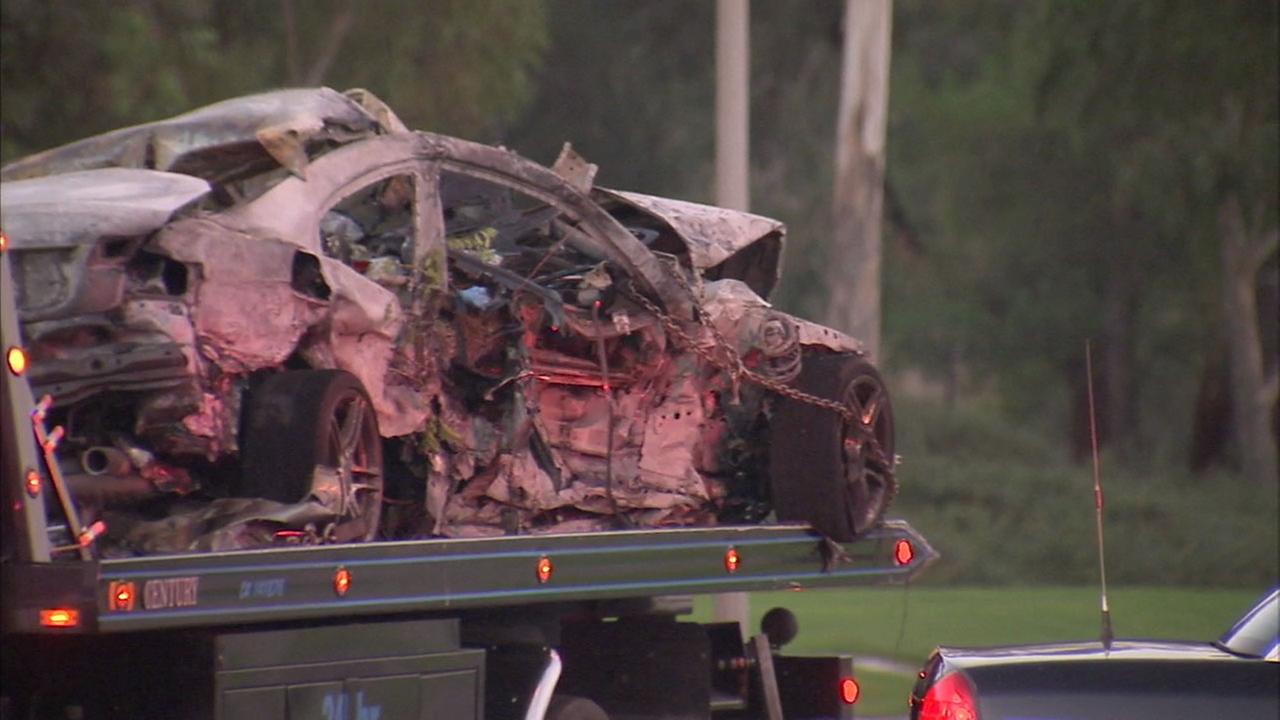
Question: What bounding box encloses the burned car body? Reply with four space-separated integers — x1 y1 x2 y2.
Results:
1 88 895 553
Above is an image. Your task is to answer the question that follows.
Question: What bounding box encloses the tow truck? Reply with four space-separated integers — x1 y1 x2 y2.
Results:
1 180 933 720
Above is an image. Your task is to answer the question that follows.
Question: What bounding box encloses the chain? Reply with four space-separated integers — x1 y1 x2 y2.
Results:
622 278 855 422
620 274 900 526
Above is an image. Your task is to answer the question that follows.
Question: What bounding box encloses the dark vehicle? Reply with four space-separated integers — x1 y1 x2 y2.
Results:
909 587 1279 720
0 87 895 555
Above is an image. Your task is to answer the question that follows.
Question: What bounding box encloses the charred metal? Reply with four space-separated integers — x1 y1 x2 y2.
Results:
0 88 896 555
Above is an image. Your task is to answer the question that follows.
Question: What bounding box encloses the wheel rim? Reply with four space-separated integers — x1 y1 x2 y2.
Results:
319 391 383 541
841 373 893 534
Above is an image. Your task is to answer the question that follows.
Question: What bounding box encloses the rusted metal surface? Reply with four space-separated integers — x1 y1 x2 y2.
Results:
1 88 893 554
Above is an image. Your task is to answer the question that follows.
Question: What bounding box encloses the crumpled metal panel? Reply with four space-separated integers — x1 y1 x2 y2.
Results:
1 169 212 323
150 219 327 371
150 215 414 438
118 493 342 554
0 88 383 182
594 188 785 270
701 278 863 355
0 168 212 248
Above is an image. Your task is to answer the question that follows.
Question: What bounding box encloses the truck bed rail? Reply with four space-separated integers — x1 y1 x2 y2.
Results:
3 519 934 633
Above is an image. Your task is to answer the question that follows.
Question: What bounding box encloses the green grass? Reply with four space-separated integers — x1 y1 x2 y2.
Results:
691 586 1264 716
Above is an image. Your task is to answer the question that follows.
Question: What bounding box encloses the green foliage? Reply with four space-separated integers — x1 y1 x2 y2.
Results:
505 0 716 196
0 0 549 163
891 395 1280 587
884 0 1278 465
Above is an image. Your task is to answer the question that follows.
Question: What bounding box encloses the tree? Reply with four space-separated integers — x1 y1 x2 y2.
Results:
825 0 893 361
880 0 1276 478
1030 0 1278 481
0 0 549 163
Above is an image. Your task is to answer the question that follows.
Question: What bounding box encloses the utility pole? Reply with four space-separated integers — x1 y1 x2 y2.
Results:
827 0 892 362
713 0 751 637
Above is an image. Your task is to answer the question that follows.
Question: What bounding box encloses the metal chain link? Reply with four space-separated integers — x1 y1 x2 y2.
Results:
622 278 855 422
620 275 900 518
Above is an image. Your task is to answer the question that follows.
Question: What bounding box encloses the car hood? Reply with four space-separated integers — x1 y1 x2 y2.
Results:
593 188 785 295
936 639 1249 669
0 168 211 248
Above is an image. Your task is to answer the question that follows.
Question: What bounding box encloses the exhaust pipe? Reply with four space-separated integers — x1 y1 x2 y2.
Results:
81 446 133 477
69 445 160 507
66 473 159 507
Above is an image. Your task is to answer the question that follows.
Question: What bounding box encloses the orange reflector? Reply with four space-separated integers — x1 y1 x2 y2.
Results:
724 547 741 573
7 346 28 376
894 539 915 566
108 581 137 612
536 555 554 583
0 230 8 253
24 469 41 497
333 567 352 596
840 677 860 704
40 608 80 628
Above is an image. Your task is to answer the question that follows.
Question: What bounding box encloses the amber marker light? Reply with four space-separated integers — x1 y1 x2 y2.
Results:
724 547 741 573
894 539 915 566
40 608 80 628
109 581 136 612
839 677 861 705
536 555 554 584
333 567 352 596
6 346 28 376
24 468 41 497
0 230 9 253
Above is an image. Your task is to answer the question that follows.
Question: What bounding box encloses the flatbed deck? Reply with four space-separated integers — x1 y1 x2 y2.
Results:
3 519 933 633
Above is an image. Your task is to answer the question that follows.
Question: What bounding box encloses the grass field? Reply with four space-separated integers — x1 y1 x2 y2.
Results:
690 585 1264 717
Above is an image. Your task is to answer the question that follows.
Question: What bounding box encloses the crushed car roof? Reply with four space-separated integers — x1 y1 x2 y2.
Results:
0 87 388 183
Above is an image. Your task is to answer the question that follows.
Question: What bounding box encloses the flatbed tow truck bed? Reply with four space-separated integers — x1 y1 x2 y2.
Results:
4 520 932 634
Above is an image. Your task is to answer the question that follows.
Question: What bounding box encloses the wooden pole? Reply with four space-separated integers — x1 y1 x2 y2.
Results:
713 0 751 638
827 0 892 362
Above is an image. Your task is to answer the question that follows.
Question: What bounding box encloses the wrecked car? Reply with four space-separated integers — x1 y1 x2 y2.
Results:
0 87 895 554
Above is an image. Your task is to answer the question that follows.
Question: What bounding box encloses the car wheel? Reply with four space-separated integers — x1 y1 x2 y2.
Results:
768 352 895 541
546 695 609 720
240 369 383 542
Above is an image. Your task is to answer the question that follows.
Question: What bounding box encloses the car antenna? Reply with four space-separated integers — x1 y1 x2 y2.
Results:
1086 339 1114 651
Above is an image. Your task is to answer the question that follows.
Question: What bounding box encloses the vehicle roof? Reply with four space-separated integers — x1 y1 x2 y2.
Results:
0 87 386 183
936 639 1247 668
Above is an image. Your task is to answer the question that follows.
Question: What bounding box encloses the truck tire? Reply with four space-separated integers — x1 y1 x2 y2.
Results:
768 353 895 541
546 695 609 720
240 369 383 541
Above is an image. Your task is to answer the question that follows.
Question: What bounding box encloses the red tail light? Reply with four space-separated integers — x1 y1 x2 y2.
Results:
839 676 860 704
894 539 915 565
919 671 979 720
40 608 80 628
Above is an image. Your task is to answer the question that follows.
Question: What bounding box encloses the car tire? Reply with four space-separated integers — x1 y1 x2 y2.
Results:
240 369 383 542
545 695 609 720
768 352 895 541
